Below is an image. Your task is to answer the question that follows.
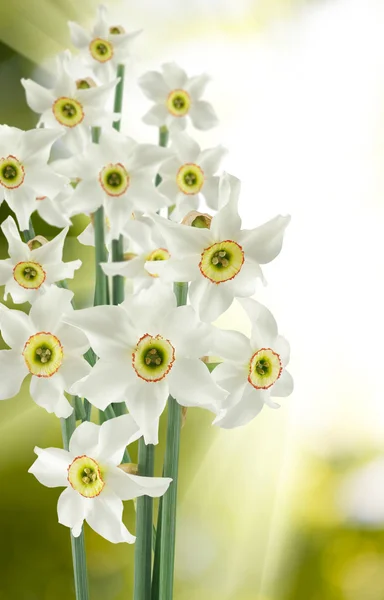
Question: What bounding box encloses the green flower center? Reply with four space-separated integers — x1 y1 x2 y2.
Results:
199 240 244 284
176 163 204 195
248 348 282 390
145 248 170 278
0 155 25 189
89 38 114 63
67 456 105 498
166 89 191 117
52 97 84 128
13 261 46 290
132 334 175 382
23 332 63 378
99 163 130 197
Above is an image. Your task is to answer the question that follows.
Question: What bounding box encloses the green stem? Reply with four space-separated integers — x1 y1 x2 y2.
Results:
151 491 163 600
134 440 155 600
61 412 89 600
155 126 169 187
158 282 188 600
93 206 108 306
113 64 125 132
21 219 35 243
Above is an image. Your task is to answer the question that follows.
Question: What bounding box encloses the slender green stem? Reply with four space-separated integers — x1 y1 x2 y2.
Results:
21 219 35 243
113 64 125 132
61 412 89 600
93 206 109 306
155 126 169 187
151 491 163 600
134 440 155 600
158 282 188 600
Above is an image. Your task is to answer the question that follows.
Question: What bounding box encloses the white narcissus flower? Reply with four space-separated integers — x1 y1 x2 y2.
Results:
139 62 218 133
53 129 171 239
0 125 66 230
212 299 293 429
29 414 172 543
157 132 227 221
21 53 119 153
0 286 91 418
145 174 291 322
0 217 81 304
101 216 171 292
34 186 73 228
65 287 228 444
68 5 141 83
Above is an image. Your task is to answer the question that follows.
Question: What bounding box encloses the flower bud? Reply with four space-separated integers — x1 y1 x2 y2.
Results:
76 78 97 90
27 235 48 251
182 211 212 229
109 25 126 34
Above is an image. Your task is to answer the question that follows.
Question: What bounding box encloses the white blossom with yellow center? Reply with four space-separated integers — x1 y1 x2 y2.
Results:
0 125 66 231
29 415 172 543
146 173 291 322
66 287 227 445
53 130 171 239
0 287 91 418
139 62 219 133
157 132 227 222
211 299 293 429
68 5 141 84
21 51 119 153
0 217 81 305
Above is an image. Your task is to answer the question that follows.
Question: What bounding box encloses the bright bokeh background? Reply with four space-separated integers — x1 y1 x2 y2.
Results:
1 0 384 598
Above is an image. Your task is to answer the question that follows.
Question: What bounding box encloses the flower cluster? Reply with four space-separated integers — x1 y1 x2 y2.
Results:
0 3 293 554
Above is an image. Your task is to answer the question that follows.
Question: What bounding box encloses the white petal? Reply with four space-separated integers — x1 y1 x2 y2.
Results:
201 176 220 210
20 128 63 165
31 225 68 265
211 361 249 409
86 491 135 544
0 304 32 349
274 335 290 366
58 487 88 538
168 358 228 411
54 321 90 355
30 375 73 417
29 286 73 332
144 256 199 283
68 21 91 48
21 78 53 113
0 351 28 400
96 414 141 465
210 174 242 240
93 5 109 37
160 305 214 358
101 255 145 279
138 71 168 102
77 79 119 109
239 215 291 265
129 144 171 172
4 185 38 231
126 379 168 445
161 62 187 89
199 146 227 177
60 356 92 391
232 260 261 297
69 420 101 457
29 447 71 488
189 101 218 130
239 298 278 348
171 132 200 163
71 359 131 411
150 214 211 255
36 196 72 228
0 260 12 286
142 104 168 127
107 467 172 500
189 278 234 322
0 216 29 262
157 179 180 202
214 385 265 429
65 179 103 217
25 167 66 201
210 329 251 362
272 369 293 398
185 73 211 100
45 259 82 283
104 196 133 239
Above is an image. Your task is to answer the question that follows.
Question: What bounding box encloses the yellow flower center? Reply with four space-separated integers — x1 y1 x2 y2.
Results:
0 155 25 189
166 89 191 117
176 163 204 195
145 248 171 278
99 163 130 197
13 261 46 290
199 240 244 284
52 97 85 128
89 38 114 63
132 334 175 382
23 332 63 378
248 348 282 390
67 455 105 498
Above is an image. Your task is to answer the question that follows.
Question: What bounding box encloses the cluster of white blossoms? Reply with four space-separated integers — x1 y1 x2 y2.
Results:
0 5 293 546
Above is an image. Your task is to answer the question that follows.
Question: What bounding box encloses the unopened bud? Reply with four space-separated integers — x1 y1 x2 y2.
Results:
76 77 97 90
27 235 48 251
118 463 139 475
109 25 126 34
182 211 212 229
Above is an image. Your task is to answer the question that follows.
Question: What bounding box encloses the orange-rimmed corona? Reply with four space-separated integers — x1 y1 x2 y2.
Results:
23 332 63 378
89 38 114 63
176 163 204 195
166 89 191 117
13 261 46 290
67 455 105 498
248 348 282 390
0 155 25 189
199 240 244 284
52 97 84 128
132 333 175 382
145 248 171 278
99 163 130 197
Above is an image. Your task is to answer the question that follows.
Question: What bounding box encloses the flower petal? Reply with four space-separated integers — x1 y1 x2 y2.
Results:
96 414 141 465
161 62 187 89
31 225 68 265
274 335 290 366
171 132 200 164
30 375 73 418
189 278 234 322
20 128 63 166
210 174 242 240
185 73 211 100
138 71 168 102
0 216 30 262
0 303 32 349
211 362 248 409
58 487 88 538
71 359 131 411
160 305 214 358
86 491 135 544
142 104 168 127
210 329 251 362
65 179 103 217
126 379 169 445
29 447 71 488
29 286 74 332
4 185 38 231
107 466 172 500
198 145 227 177
189 100 218 130
0 350 28 400
68 21 91 48
239 215 291 264
150 214 211 255
60 356 92 391
214 385 265 429
272 369 293 398
168 358 228 412
201 176 220 210
21 79 53 113
144 255 199 283
69 420 101 458
238 298 278 348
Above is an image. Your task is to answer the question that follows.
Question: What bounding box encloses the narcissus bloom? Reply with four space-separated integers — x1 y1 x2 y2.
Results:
69 5 141 83
146 174 290 322
0 287 90 418
29 415 172 543
34 187 73 228
0 125 65 230
101 216 171 292
139 62 218 133
157 132 227 221
0 217 81 304
212 299 293 428
65 287 227 444
53 129 170 239
21 53 119 152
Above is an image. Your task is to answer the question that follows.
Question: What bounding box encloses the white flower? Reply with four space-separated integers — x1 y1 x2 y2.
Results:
65 287 227 444
157 132 227 222
212 299 293 428
53 129 170 239
68 5 141 83
21 53 119 153
139 62 218 133
0 286 91 418
35 186 73 228
101 215 171 292
145 174 290 322
0 217 81 304
29 414 172 543
0 125 66 230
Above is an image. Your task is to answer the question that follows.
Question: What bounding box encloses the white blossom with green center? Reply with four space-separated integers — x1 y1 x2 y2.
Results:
211 299 293 429
0 125 66 230
69 5 141 83
0 216 81 305
146 173 290 322
157 131 226 221
53 129 171 239
29 415 172 543
21 51 119 153
66 286 227 445
139 62 218 133
0 287 91 418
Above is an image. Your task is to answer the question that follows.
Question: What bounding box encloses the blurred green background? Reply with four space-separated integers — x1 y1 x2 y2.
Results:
1 0 384 598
